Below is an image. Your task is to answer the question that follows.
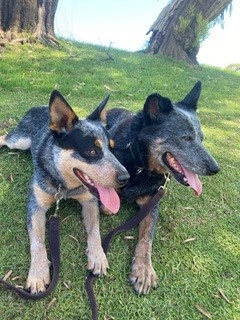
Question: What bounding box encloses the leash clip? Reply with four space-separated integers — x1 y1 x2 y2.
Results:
158 173 171 191
54 185 64 216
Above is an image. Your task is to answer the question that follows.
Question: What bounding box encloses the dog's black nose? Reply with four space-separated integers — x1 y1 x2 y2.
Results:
117 172 130 186
208 163 220 175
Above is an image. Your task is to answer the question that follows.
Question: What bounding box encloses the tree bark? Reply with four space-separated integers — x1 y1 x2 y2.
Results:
146 0 233 64
0 0 59 46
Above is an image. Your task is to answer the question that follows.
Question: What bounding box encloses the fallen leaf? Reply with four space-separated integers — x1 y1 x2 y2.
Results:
104 85 117 92
3 270 12 281
47 297 57 310
124 236 134 240
11 276 22 281
63 282 71 290
61 215 72 223
7 172 14 182
218 288 231 303
182 237 196 243
195 304 212 319
69 234 79 244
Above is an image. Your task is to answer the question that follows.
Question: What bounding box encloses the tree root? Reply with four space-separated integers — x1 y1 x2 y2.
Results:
0 32 59 48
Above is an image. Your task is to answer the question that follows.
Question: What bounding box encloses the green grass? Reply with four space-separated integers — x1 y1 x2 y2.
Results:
0 40 239 320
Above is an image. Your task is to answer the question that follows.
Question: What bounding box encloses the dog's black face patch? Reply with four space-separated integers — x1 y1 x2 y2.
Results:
53 128 104 162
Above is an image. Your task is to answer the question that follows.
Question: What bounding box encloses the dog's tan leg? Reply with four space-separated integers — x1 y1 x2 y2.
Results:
81 199 109 276
130 199 159 294
26 209 50 293
26 183 55 294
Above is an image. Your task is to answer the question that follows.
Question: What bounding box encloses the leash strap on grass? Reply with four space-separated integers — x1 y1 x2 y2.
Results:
85 185 167 320
0 215 60 300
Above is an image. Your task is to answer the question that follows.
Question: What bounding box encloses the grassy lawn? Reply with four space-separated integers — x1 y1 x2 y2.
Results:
0 40 239 320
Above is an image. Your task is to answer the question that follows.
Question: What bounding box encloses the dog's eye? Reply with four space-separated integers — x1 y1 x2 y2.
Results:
90 149 97 155
86 149 98 156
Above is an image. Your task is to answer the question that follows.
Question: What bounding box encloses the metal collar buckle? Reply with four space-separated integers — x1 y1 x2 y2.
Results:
136 167 143 175
158 173 171 191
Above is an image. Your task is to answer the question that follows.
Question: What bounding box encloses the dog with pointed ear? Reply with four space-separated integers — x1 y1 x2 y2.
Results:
143 93 173 124
0 89 130 294
49 90 109 136
104 80 220 295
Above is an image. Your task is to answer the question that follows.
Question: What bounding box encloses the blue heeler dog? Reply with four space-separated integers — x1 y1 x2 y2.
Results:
0 91 129 294
105 81 220 294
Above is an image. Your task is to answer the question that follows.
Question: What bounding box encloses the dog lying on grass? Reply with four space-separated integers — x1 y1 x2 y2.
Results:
106 81 220 294
0 91 129 294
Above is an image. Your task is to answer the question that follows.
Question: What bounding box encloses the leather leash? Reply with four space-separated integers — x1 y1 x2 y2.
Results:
85 174 170 320
0 214 60 300
0 174 169 318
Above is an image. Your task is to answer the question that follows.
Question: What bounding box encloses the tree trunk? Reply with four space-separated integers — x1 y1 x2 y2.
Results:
0 0 59 46
146 0 233 64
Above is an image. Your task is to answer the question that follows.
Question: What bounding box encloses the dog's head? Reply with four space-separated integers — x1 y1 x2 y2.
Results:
48 90 129 213
141 81 220 196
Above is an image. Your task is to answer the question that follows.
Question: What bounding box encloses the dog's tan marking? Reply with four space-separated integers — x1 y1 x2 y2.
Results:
94 138 103 148
81 200 109 276
99 107 107 124
72 191 95 202
136 195 151 207
33 183 55 208
57 149 120 190
130 202 157 294
49 96 77 133
26 184 55 293
109 138 115 148
148 153 167 174
57 149 85 189
26 209 50 293
0 135 6 148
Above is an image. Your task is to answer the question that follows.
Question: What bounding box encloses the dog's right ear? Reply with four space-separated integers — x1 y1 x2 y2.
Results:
49 90 79 134
143 93 173 123
87 95 110 124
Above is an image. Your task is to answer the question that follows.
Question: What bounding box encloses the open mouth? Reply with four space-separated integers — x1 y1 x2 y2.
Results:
73 168 99 199
162 152 202 196
73 168 120 213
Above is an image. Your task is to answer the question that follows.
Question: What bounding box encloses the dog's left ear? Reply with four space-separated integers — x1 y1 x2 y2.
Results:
87 95 110 124
143 93 173 123
179 81 202 110
49 90 79 133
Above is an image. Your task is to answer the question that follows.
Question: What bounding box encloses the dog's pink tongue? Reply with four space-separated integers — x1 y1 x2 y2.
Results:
95 184 120 214
182 167 202 196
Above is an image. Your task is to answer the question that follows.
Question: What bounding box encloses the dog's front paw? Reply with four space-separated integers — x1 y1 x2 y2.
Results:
25 260 50 294
129 257 157 294
87 247 109 276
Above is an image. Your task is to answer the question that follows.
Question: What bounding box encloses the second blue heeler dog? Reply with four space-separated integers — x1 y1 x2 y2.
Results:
106 81 220 294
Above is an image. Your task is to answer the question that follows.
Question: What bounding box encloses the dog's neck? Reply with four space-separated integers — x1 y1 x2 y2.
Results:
126 139 152 177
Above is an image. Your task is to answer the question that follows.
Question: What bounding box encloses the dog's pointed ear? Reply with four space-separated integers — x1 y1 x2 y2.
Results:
179 81 201 110
143 93 173 123
87 95 110 124
49 90 79 133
